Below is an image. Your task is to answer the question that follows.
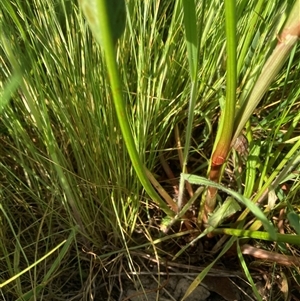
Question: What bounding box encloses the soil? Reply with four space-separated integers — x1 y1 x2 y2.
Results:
106 252 259 301
119 272 255 301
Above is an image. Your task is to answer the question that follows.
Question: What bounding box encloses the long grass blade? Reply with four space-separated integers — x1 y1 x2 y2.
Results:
79 0 174 216
232 0 300 142
183 173 277 239
178 0 199 209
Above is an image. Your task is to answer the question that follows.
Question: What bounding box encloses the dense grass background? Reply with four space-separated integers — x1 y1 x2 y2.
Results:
1 0 300 300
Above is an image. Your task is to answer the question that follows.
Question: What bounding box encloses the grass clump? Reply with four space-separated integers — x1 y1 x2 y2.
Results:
1 0 300 300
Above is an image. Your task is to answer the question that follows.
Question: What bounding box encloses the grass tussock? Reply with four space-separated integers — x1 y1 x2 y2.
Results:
1 0 300 300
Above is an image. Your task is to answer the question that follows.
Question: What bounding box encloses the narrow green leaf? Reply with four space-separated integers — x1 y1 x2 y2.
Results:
181 0 198 79
237 242 263 301
15 227 76 300
182 236 236 300
0 240 67 289
79 0 174 216
1 73 21 114
161 187 204 233
208 197 241 228
178 0 199 209
183 174 277 239
233 0 300 142
79 0 126 46
287 212 300 235
213 228 300 246
244 143 260 198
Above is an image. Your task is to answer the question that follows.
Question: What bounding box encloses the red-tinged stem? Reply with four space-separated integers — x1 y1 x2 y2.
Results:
201 0 237 224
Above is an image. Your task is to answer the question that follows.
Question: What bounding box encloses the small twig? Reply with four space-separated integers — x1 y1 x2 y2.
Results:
159 153 179 193
277 208 286 235
211 234 229 254
241 244 300 267
130 250 243 277
145 167 178 213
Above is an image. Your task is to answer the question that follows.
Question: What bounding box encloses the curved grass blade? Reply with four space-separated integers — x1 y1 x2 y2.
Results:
79 0 126 46
78 0 174 216
182 173 277 240
15 227 77 300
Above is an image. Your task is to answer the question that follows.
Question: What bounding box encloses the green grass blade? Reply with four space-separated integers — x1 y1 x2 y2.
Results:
78 0 126 46
0 71 21 114
182 0 198 79
254 138 300 205
201 0 237 222
233 0 300 142
287 212 300 235
79 0 174 216
237 0 265 76
237 242 263 301
213 228 300 245
244 143 260 198
183 173 277 239
207 197 241 228
0 240 67 289
178 0 199 209
182 236 237 300
15 227 76 300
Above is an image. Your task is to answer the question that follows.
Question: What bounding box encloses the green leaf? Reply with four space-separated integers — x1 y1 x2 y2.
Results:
79 0 126 46
287 212 300 235
237 242 263 301
182 236 237 300
182 173 277 240
178 0 199 209
182 0 198 79
208 197 241 228
213 228 300 246
0 73 21 114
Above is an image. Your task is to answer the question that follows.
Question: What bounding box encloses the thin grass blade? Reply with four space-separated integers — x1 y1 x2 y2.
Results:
183 173 277 239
